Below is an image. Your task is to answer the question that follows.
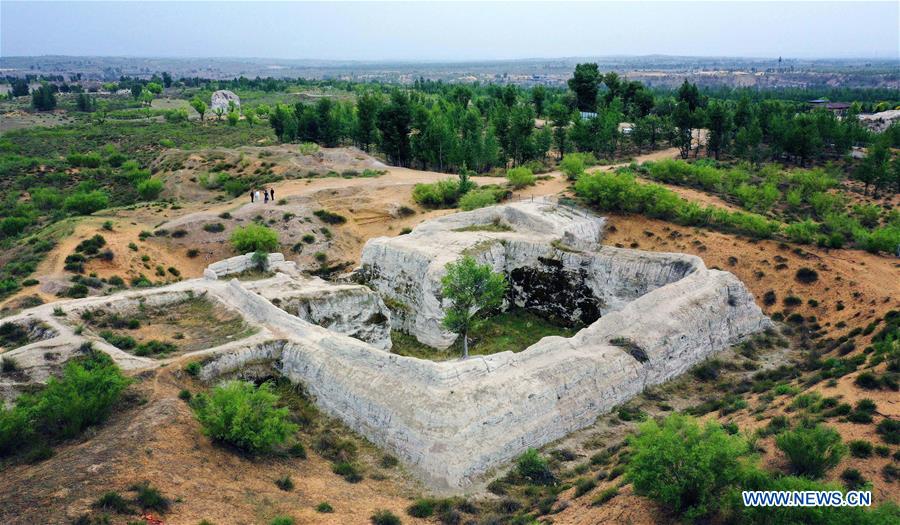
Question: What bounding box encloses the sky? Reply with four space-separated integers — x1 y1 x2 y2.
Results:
1 1 898 61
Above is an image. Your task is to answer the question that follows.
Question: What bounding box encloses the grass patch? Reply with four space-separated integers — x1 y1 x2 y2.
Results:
389 308 577 360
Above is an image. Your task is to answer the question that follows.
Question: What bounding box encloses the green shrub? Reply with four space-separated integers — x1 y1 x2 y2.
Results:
275 475 294 491
93 491 132 514
136 178 164 201
560 153 587 180
785 220 820 244
0 349 128 456
795 267 819 284
184 362 201 377
332 461 363 482
591 486 618 506
775 424 846 479
407 498 435 518
192 380 298 454
574 171 780 239
313 209 346 225
230 224 278 253
203 223 225 233
876 418 900 445
64 191 110 215
412 179 463 208
459 189 499 211
506 167 536 189
516 448 554 485
370 509 401 525
380 454 398 468
131 481 169 512
269 517 294 525
627 414 749 521
574 477 597 498
849 440 873 458
68 152 103 168
315 502 334 513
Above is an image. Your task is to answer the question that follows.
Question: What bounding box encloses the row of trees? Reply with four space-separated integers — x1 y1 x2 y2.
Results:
258 63 890 174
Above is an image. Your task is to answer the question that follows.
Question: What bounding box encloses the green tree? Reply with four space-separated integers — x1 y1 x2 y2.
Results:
230 224 278 253
192 380 298 454
30 83 57 111
628 414 750 521
190 97 207 121
440 255 507 359
377 90 413 166
531 85 547 117
354 91 381 152
856 138 891 197
705 101 732 160
673 101 695 159
548 103 572 160
226 110 240 126
11 79 29 97
244 107 258 127
568 63 601 112
145 82 163 95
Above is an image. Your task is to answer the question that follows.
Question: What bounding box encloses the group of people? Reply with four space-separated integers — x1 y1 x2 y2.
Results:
250 187 276 203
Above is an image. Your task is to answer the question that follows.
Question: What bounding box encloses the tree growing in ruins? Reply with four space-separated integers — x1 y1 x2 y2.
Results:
440 255 507 359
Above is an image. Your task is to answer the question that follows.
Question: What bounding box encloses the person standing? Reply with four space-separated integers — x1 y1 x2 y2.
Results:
250 190 255 203
269 187 275 201
264 189 269 203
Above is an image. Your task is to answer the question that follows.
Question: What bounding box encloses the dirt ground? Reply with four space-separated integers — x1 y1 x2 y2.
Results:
0 359 431 525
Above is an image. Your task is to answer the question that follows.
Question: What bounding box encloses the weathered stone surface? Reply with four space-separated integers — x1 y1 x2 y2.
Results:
210 89 240 113
243 272 392 349
358 201 697 347
1 202 770 489
203 252 288 279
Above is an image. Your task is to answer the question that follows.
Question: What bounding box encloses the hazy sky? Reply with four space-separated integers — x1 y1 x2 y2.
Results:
2 1 898 60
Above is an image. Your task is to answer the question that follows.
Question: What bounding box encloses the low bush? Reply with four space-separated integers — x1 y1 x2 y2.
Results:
591 486 618 506
230 224 278 253
315 502 334 513
131 481 169 513
0 348 128 456
795 267 819 284
628 414 748 521
184 361 201 377
192 380 298 454
412 179 463 208
574 477 596 498
876 419 900 445
775 424 845 479
313 209 346 225
93 491 132 514
849 440 873 458
459 189 500 211
370 510 401 525
407 498 435 518
506 167 536 189
275 475 294 491
332 461 363 483
516 448 555 485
